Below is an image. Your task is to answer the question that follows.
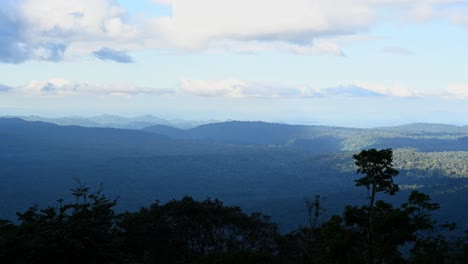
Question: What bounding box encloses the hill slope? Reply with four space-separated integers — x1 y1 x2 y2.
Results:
1 118 467 231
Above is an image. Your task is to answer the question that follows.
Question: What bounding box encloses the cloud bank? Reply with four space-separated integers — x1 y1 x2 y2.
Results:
179 78 468 100
179 78 424 99
3 78 468 101
19 78 173 96
180 78 316 98
0 0 467 63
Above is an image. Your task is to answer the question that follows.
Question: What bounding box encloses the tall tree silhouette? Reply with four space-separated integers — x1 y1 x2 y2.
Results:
352 148 399 263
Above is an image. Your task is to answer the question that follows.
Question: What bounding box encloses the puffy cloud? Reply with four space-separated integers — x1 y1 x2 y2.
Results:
93 47 133 63
0 2 28 63
149 0 468 52
0 1 67 63
1 0 467 63
20 0 137 41
21 78 174 96
151 0 375 51
0 0 138 63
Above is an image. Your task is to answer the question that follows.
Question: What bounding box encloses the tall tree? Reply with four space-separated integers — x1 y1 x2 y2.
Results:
352 148 399 264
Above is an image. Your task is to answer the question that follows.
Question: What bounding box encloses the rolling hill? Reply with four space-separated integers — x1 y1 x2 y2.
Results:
1 118 467 231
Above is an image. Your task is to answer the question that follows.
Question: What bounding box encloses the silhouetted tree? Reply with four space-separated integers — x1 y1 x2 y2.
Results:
117 196 279 263
10 181 118 264
351 148 399 263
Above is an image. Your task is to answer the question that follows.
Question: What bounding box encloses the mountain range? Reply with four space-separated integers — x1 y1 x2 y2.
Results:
5 114 217 130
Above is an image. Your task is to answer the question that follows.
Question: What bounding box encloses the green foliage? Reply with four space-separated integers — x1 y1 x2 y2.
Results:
8 181 118 264
117 196 279 263
353 148 399 196
280 149 467 264
0 185 280 264
0 148 467 263
395 149 468 178
352 148 400 263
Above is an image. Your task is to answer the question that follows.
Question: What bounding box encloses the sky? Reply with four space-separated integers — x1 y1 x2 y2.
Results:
1 0 468 127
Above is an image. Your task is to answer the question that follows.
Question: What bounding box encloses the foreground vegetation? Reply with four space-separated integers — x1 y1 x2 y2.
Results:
0 149 467 263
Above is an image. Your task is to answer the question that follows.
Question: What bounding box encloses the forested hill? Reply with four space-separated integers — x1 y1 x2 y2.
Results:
1 118 467 232
379 123 468 134
144 121 349 146
143 120 468 152
0 118 250 156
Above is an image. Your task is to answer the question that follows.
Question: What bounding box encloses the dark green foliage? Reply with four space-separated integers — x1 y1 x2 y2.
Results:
402 190 440 231
0 182 279 264
352 148 400 263
280 214 364 264
0 220 18 261
0 146 467 263
117 196 279 263
7 182 118 264
1 118 468 232
279 149 467 264
353 148 400 196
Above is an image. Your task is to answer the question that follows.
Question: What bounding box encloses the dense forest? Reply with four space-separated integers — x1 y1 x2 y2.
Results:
0 148 466 263
1 118 468 232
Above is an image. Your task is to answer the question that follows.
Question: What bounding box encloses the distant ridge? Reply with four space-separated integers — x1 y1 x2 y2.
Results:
378 123 468 133
144 121 331 145
143 120 468 151
143 124 187 138
5 117 468 151
3 115 214 130
0 117 171 151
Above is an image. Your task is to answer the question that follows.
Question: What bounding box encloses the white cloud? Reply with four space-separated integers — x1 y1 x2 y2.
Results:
151 0 376 51
180 78 317 98
149 0 468 52
353 81 421 97
9 77 468 101
21 78 173 96
209 39 344 56
0 0 139 63
180 78 247 98
1 0 467 63
20 0 138 41
446 84 468 99
180 78 424 99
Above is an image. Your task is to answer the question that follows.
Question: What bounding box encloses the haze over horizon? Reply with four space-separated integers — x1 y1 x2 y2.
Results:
5 112 468 129
1 1 468 125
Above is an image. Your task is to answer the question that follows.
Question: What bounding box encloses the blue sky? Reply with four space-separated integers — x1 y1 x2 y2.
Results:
1 0 468 127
